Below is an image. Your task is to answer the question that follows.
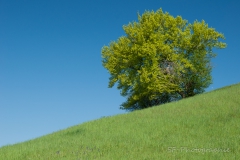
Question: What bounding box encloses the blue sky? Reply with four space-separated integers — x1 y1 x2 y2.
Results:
0 0 239 147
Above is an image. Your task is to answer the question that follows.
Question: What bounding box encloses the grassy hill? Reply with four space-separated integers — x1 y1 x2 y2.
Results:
1 83 239 160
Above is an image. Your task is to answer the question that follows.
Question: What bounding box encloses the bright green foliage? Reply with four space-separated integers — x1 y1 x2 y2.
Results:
101 8 226 111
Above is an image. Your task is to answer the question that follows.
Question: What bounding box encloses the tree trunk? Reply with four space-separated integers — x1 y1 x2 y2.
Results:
178 91 186 98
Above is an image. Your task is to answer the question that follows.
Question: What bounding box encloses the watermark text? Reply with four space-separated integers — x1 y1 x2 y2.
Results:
168 147 230 154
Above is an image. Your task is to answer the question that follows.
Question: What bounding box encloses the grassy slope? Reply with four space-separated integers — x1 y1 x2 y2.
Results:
0 83 239 160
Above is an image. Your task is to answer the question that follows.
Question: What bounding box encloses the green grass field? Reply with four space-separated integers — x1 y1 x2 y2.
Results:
1 83 239 160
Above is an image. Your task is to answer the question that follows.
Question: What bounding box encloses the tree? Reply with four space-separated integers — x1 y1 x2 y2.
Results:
101 8 226 111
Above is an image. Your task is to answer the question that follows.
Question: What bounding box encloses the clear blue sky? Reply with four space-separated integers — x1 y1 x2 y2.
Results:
0 0 239 147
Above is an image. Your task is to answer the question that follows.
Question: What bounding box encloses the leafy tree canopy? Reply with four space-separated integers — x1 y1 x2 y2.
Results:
101 8 226 111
